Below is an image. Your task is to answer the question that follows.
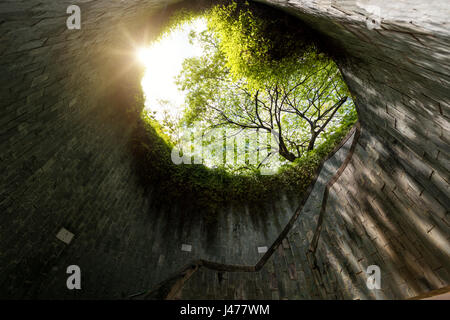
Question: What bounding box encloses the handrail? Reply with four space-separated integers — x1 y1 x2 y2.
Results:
130 122 361 299
306 122 361 297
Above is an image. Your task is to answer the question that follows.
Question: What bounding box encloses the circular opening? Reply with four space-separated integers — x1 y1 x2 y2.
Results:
130 0 358 215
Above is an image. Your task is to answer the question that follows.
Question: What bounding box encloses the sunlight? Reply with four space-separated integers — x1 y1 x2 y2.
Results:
137 48 153 65
137 18 207 122
133 10 356 173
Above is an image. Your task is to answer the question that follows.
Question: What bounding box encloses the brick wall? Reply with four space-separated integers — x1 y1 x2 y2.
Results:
0 0 448 299
179 0 450 299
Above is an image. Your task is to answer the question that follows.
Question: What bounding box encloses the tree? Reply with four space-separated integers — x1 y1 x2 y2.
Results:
176 29 352 165
206 0 315 86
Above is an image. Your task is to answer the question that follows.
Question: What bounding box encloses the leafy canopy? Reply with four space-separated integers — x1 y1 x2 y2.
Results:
207 1 314 86
176 25 355 169
130 1 358 215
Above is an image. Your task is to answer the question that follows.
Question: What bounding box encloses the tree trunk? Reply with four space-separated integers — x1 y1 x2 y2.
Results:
277 135 297 162
308 131 318 151
278 148 297 162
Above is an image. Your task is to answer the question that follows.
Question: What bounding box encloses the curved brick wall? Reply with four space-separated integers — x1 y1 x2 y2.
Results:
0 0 448 299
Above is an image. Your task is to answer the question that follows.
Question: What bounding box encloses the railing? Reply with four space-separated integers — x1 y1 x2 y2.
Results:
306 122 361 297
129 122 361 300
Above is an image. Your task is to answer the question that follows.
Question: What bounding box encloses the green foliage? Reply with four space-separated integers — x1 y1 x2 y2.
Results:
130 90 357 218
176 29 229 125
207 0 314 85
154 7 204 44
129 1 358 219
176 27 355 166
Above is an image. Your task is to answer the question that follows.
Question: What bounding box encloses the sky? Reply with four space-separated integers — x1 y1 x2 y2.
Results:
138 18 207 122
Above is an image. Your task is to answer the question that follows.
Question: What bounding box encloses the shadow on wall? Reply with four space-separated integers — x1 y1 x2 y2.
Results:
312 126 449 299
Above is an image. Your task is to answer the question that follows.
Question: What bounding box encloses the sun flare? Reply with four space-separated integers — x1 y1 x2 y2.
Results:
136 18 207 122
137 48 153 66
